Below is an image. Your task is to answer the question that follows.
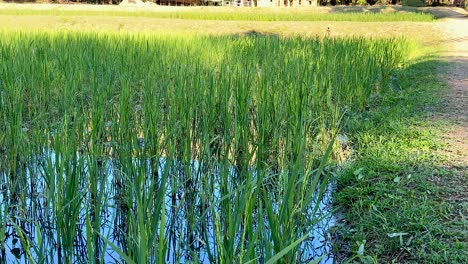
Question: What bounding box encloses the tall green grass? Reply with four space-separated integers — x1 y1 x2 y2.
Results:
0 31 411 263
0 8 436 22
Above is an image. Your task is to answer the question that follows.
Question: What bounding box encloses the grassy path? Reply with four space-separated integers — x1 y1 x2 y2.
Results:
333 10 467 263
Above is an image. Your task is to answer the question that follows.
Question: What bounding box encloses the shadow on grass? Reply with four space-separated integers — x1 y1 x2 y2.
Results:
233 29 282 38
333 57 467 263
434 57 468 124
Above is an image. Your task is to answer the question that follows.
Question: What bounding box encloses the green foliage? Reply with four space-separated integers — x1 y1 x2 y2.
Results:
356 0 368 5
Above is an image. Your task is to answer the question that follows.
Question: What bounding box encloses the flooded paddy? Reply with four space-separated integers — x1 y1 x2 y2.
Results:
0 31 410 263
0 151 335 263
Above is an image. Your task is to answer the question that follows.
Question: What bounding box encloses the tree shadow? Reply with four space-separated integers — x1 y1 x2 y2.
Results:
410 57 467 125
232 29 282 37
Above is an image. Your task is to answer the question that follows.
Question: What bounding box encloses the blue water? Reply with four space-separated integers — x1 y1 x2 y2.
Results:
0 150 335 263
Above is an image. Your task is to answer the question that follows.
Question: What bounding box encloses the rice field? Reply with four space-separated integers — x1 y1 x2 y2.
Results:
0 6 436 22
0 30 411 263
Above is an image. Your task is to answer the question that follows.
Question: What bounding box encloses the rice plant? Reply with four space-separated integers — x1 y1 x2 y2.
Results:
0 31 411 263
0 8 435 22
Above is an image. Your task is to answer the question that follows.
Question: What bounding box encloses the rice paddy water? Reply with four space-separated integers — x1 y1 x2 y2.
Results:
0 31 411 263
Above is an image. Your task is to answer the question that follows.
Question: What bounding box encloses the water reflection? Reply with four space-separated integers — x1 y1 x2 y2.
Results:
0 150 334 263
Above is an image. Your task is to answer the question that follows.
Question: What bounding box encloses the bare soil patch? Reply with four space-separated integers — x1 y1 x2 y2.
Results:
436 13 468 166
431 11 468 230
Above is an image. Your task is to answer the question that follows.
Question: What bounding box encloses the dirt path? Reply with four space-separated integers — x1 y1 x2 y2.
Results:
436 12 468 167
428 10 468 210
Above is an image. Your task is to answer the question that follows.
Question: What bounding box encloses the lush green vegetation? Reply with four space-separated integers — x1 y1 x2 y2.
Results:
334 57 467 263
0 30 410 262
0 8 436 22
